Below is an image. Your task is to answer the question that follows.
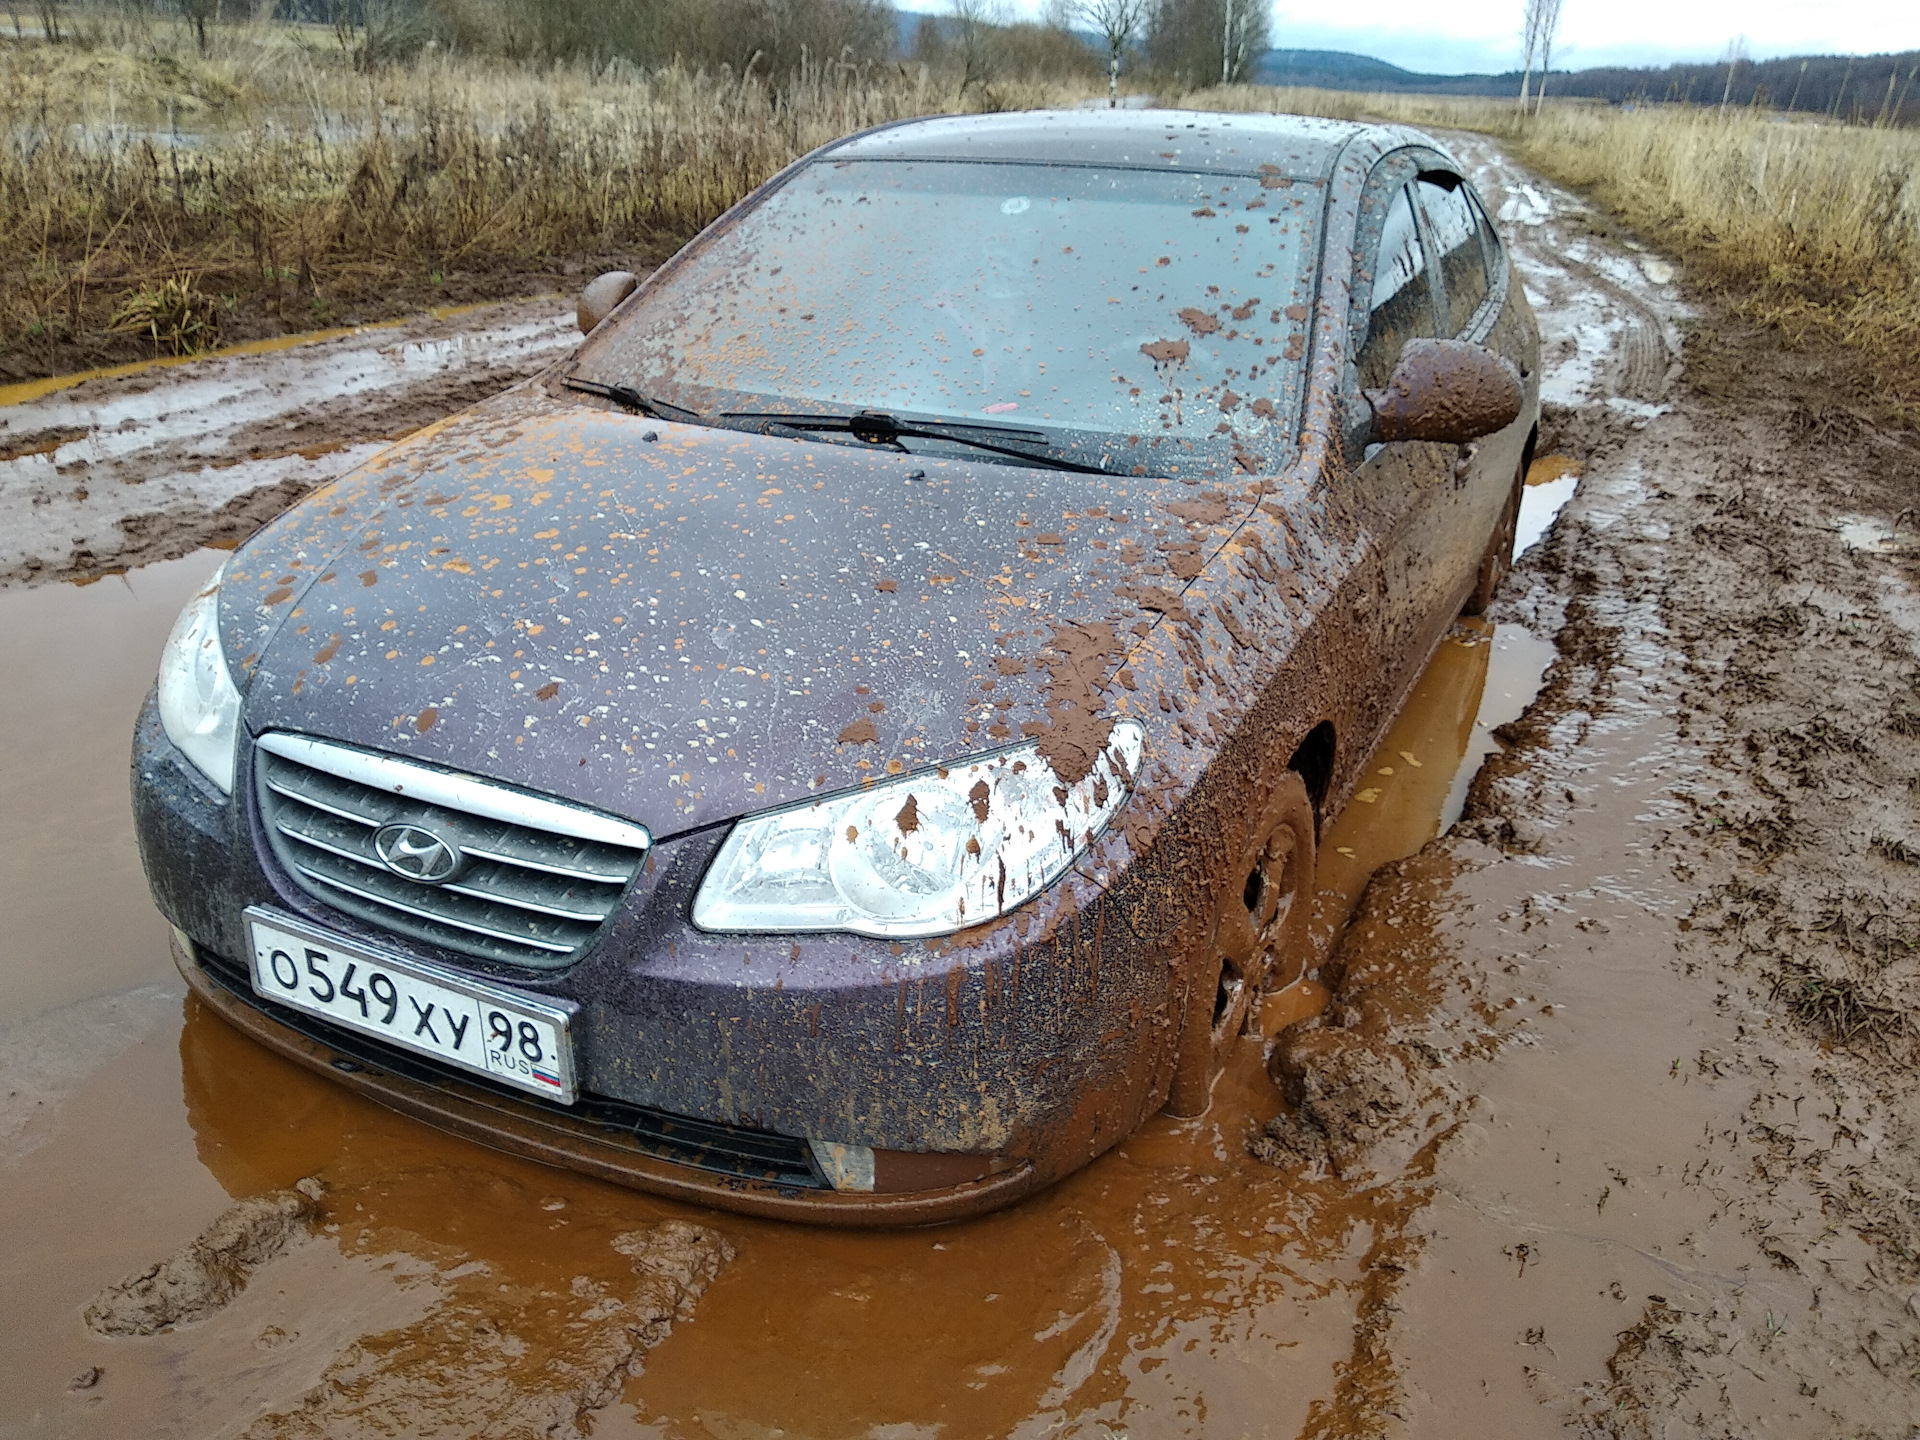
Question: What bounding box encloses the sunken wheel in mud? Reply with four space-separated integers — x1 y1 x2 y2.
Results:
1462 462 1525 616
1166 769 1317 1118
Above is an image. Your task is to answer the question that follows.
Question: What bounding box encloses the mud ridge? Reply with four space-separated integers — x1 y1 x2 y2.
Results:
243 1218 733 1440
84 1182 324 1336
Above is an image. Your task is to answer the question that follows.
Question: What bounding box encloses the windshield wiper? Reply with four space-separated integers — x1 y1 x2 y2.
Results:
722 408 1110 475
563 377 706 425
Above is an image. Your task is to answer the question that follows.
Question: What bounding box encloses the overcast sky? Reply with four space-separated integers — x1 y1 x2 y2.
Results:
897 1 1920 75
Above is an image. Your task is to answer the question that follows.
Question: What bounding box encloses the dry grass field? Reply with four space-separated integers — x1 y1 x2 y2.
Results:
4 18 1917 414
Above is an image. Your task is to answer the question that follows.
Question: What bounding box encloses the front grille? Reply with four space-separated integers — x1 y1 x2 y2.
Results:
195 946 826 1191
254 732 651 970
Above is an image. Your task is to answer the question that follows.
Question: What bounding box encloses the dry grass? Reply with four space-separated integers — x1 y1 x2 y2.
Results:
0 29 1099 379
10 27 1918 411
1189 83 1920 419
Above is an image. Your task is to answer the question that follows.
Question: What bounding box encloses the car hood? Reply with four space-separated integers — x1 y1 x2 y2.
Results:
225 390 1260 837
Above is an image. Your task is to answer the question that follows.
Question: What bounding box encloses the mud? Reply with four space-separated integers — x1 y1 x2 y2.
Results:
248 1220 733 1440
85 1184 323 1336
0 297 577 589
5 129 1918 1436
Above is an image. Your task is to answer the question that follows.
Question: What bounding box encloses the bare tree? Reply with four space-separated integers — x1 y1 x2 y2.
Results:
1531 0 1563 114
949 0 1004 99
1144 0 1264 88
178 0 218 54
1518 0 1543 117
1052 0 1144 107
1220 0 1260 86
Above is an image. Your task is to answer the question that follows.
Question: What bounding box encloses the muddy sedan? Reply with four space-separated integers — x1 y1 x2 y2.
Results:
134 110 1537 1225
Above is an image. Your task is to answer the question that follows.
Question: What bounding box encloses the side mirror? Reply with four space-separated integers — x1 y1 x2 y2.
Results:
577 270 639 335
1364 338 1523 445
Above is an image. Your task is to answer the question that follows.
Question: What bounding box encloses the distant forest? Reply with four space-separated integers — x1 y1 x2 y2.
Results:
1544 52 1919 123
1259 46 1920 125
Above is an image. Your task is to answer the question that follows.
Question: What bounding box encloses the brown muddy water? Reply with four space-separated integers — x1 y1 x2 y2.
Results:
0 537 1561 1436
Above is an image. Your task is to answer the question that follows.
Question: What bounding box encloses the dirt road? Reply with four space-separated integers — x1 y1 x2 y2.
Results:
0 297 578 588
3 135 1917 1438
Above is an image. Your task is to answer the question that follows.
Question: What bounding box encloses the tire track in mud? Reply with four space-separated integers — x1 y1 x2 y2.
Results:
1446 132 1684 411
1255 138 1920 1436
0 298 579 589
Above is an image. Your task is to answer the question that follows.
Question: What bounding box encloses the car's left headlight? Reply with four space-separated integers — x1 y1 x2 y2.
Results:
156 566 242 794
693 720 1146 938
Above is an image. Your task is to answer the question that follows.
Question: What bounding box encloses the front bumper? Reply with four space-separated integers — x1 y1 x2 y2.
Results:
132 693 1182 1224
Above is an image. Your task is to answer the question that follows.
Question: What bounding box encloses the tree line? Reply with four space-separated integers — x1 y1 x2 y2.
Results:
15 0 1266 92
1544 50 1920 126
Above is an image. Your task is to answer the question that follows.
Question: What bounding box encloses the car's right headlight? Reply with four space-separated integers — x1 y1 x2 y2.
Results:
156 567 242 794
693 720 1146 939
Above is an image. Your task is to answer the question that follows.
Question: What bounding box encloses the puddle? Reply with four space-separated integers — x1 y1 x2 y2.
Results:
0 296 579 587
0 553 1554 1435
0 550 223 1024
1305 620 1555 962
1836 513 1918 555
1516 453 1582 558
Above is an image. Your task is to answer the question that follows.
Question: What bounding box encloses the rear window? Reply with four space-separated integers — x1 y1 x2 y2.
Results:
583 159 1324 476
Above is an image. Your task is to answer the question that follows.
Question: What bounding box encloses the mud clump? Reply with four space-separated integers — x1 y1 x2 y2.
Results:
84 1182 324 1336
245 1219 733 1440
1583 1298 1726 1436
1250 853 1467 1181
1256 1027 1431 1176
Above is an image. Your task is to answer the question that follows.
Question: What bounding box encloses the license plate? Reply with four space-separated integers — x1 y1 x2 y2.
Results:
244 907 577 1103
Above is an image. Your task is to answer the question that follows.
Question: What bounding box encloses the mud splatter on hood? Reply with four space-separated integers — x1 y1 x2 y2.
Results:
223 390 1259 836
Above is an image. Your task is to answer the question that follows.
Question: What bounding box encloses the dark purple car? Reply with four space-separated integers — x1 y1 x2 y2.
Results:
134 109 1537 1224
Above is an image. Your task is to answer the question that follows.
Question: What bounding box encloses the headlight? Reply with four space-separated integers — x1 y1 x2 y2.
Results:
156 567 242 793
693 720 1146 938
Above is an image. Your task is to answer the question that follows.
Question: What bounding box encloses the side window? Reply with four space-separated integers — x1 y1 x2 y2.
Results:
1357 184 1438 390
1417 173 1491 335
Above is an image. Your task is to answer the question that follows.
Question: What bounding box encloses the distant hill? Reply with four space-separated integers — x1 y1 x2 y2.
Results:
1253 48 1522 97
1251 44 1918 123
887 13 1917 126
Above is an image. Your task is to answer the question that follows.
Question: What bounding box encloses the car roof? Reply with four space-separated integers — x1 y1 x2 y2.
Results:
829 108 1385 183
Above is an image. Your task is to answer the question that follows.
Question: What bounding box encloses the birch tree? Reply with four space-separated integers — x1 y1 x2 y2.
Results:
1517 0 1553 118
1532 0 1563 114
1054 0 1145 107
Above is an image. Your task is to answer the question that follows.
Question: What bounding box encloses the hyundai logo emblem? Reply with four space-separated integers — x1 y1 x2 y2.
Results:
373 823 462 884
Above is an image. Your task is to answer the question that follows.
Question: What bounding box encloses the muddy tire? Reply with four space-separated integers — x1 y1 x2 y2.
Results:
1166 769 1317 1118
1462 463 1525 616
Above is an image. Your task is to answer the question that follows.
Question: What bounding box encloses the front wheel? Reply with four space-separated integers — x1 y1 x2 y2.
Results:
1462 463 1525 616
1165 770 1317 1118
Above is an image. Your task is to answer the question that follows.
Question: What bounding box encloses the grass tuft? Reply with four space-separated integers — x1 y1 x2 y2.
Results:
108 273 220 356
1769 969 1908 1047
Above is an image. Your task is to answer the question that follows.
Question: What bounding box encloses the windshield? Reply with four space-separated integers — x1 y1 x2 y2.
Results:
580 158 1324 478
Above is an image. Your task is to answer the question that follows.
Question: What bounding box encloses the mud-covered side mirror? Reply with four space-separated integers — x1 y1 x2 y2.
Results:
1365 338 1523 445
577 270 639 335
